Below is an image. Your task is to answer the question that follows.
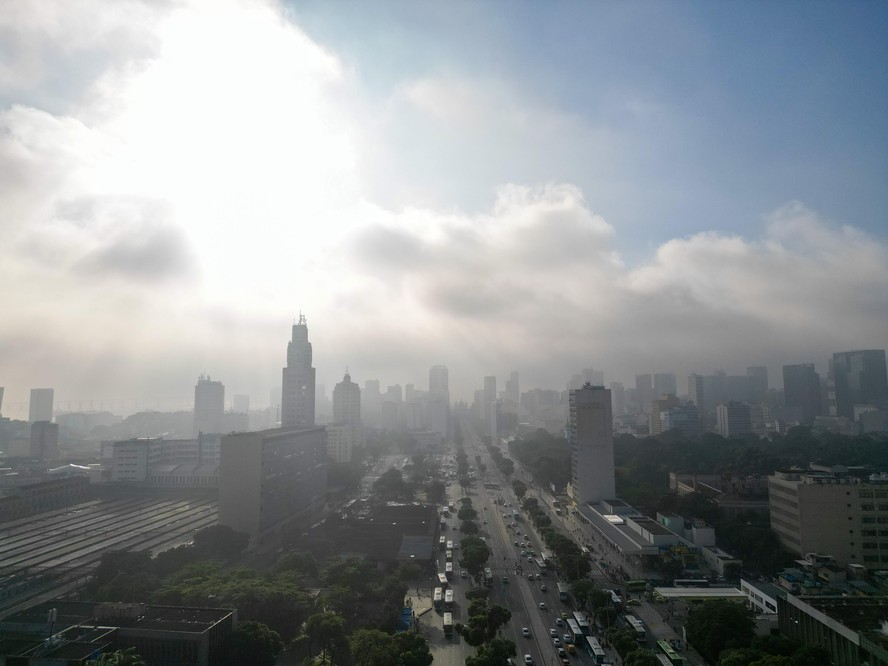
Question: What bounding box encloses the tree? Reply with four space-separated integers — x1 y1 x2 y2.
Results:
426 479 446 504
391 631 434 666
624 649 661 666
511 480 528 500
790 645 832 665
192 525 249 560
686 600 755 664
460 537 491 577
88 648 144 666
749 657 793 666
461 520 479 535
349 629 393 666
222 621 283 666
605 627 639 657
304 612 347 661
465 638 517 666
459 476 470 493
458 506 479 521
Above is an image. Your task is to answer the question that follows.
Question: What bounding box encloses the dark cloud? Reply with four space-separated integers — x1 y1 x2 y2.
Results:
76 222 193 282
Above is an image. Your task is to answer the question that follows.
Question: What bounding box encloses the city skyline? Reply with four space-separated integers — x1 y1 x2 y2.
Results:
0 1 886 411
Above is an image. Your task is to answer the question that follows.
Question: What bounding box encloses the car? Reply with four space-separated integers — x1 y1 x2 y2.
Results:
560 612 568 619
553 637 561 647
539 602 547 610
515 529 521 535
515 541 520 546
562 633 572 644
524 656 534 665
560 657 570 666
566 644 575 654
528 573 535 580
522 627 530 637
555 618 564 626
549 629 558 638
502 576 509 583
520 550 526 556
535 573 542 580
527 555 533 561
460 569 467 578
626 598 640 605
540 585 547 592
557 648 567 658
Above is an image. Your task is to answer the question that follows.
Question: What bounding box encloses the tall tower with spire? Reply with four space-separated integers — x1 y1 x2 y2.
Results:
282 313 316 427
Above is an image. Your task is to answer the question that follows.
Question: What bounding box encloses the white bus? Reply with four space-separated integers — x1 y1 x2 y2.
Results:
439 536 446 551
437 573 448 588
433 587 443 610
566 618 582 643
445 549 453 562
446 540 454 551
443 612 453 636
444 588 454 610
445 562 454 579
626 615 646 642
572 611 591 636
585 636 606 665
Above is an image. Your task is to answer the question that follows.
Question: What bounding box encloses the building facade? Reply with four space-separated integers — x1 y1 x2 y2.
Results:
193 375 225 437
568 384 615 504
769 470 888 567
832 350 888 420
282 314 316 427
783 363 822 423
219 426 327 546
28 388 54 423
716 401 752 437
329 371 362 462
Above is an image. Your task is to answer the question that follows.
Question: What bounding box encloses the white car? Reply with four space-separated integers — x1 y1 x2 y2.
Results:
524 656 534 665
522 627 530 637
549 629 558 638
553 637 561 647
539 602 547 610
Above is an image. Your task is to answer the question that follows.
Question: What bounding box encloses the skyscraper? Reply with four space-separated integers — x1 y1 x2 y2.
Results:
194 374 224 436
716 401 752 437
505 371 520 407
282 314 316 427
653 373 677 398
330 371 362 462
483 375 497 422
29 388 54 423
568 384 615 504
831 350 888 420
746 366 769 403
428 365 450 439
634 374 652 414
783 364 821 423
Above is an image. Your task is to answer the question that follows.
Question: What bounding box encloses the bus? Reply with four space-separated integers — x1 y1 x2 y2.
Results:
557 582 570 602
534 558 548 573
437 573 448 588
446 540 454 551
585 636 606 665
439 536 446 551
443 612 453 637
483 567 493 587
433 587 443 610
512 509 520 522
440 518 447 531
572 611 591 636
657 640 684 665
626 579 648 592
606 589 622 609
441 506 450 517
657 656 674 666
674 579 709 588
566 619 582 643
444 588 454 610
626 615 646 642
445 562 454 579
445 549 453 562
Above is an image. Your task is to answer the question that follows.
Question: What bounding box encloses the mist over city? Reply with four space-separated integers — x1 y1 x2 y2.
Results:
0 1 887 665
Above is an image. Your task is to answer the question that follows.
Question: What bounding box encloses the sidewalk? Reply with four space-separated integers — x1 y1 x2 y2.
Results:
633 602 708 665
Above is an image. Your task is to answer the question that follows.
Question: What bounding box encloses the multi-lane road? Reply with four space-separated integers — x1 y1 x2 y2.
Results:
425 425 600 666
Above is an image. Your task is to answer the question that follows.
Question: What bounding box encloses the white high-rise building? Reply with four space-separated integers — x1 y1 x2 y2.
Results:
568 384 615 504
282 314 316 427
428 365 450 439
194 375 224 436
329 371 361 463
29 388 54 423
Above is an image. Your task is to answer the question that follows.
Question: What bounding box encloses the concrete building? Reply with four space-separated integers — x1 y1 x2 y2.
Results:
716 401 752 437
649 393 681 436
483 375 497 423
193 374 224 437
568 384 615 504
219 426 326 547
653 373 677 398
29 421 59 459
328 371 362 462
832 350 888 420
107 437 220 484
769 469 888 567
0 601 236 666
660 405 701 437
746 366 769 403
282 313 316 427
232 394 250 414
783 363 822 423
635 374 652 414
28 388 54 423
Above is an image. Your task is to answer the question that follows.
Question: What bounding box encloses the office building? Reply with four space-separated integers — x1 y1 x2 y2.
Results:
659 405 701 437
716 401 752 437
483 375 497 422
746 366 769 403
232 394 250 414
783 363 822 423
653 373 677 398
428 365 450 439
769 470 888 567
282 314 316 427
329 371 362 462
609 382 625 416
362 379 381 427
634 374 653 414
649 393 681 436
220 426 326 546
505 371 520 408
193 375 224 436
29 421 59 459
832 350 888 420
29 388 54 423
568 384 615 504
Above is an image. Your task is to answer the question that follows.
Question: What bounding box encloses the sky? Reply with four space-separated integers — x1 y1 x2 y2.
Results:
0 0 886 415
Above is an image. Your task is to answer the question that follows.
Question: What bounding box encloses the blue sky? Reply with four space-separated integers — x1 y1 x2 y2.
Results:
0 0 885 410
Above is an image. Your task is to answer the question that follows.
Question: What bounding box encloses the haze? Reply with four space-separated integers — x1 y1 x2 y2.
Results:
1 0 886 412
